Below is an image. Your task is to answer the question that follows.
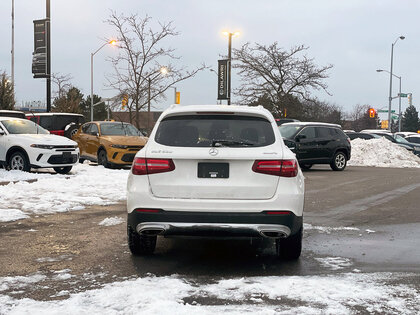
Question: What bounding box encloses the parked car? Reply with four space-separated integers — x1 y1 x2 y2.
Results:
395 131 418 138
72 121 148 167
0 110 26 119
126 105 304 259
345 132 381 140
361 130 420 156
26 113 85 138
405 134 420 145
0 117 79 174
279 122 351 171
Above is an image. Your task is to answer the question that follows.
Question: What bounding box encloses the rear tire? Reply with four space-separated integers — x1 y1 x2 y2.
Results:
276 226 302 260
54 166 72 174
8 151 30 172
330 151 347 171
127 226 157 255
299 163 312 170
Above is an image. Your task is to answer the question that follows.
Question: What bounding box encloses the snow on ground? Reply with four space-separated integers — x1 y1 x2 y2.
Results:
98 216 125 226
348 138 420 168
0 163 129 223
304 223 360 234
0 273 418 314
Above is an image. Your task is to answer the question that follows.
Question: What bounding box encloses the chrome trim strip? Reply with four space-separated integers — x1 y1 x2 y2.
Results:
136 222 291 238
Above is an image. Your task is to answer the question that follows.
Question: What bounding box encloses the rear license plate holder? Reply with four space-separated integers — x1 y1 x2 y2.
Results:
198 163 229 178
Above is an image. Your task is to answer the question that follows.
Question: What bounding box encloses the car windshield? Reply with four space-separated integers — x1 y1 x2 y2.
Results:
1 119 49 134
394 134 411 144
278 124 301 139
100 123 142 136
155 114 275 147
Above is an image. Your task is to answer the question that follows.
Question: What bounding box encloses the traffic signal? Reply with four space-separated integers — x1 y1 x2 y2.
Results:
175 91 180 104
369 108 376 118
408 94 412 106
121 94 128 110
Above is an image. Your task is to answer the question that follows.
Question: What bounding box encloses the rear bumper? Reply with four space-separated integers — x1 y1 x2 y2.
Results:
128 210 303 238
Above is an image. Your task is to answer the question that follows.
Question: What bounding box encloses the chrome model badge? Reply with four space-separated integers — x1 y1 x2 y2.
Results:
209 148 219 156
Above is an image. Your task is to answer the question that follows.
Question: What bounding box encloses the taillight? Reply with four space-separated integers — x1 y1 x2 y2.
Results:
132 158 175 175
252 160 298 177
135 208 162 213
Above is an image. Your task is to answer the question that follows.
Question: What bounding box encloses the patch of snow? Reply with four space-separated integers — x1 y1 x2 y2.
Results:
304 223 359 234
348 138 420 168
0 273 418 314
0 273 46 292
98 216 124 226
35 255 73 263
315 257 353 270
0 164 129 223
366 229 376 234
0 209 29 222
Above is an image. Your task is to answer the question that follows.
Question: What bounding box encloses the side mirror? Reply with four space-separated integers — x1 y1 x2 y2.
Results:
96 132 100 137
0 129 5 136
283 139 296 152
295 134 306 142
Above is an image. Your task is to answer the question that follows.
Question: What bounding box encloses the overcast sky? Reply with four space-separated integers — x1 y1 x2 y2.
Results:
1 0 419 117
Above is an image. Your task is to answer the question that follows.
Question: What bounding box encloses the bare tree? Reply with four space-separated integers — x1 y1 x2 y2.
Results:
0 71 15 110
346 104 378 131
106 12 206 129
52 73 73 98
233 43 333 117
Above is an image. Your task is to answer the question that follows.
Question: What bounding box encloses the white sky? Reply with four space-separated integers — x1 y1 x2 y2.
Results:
1 0 419 116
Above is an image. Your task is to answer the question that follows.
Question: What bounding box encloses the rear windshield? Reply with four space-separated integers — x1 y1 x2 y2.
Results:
278 124 302 139
155 115 275 147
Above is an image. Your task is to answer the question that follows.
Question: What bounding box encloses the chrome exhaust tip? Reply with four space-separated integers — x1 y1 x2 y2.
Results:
258 225 291 239
137 223 167 236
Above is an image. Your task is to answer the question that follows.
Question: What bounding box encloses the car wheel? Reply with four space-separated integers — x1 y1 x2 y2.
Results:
299 163 312 170
97 149 110 168
127 226 157 255
64 124 79 139
330 151 347 171
53 166 72 174
276 226 302 260
8 151 30 172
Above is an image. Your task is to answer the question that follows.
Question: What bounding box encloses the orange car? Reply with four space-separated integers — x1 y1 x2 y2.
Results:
73 121 148 167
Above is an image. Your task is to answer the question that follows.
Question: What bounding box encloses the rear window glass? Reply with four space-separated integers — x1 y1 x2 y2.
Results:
53 115 83 130
155 115 275 147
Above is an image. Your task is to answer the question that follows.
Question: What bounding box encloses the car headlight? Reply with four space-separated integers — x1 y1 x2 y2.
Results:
30 144 55 150
110 144 128 149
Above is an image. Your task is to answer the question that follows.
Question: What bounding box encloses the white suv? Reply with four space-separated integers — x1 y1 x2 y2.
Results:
126 105 305 259
0 117 79 174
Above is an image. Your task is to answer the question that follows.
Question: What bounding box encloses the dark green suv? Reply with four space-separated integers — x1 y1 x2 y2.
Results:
279 122 351 171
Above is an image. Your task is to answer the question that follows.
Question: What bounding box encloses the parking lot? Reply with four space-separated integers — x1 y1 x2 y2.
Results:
1 165 419 313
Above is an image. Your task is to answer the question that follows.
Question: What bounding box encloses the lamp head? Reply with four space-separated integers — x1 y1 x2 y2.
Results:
399 36 405 40
160 67 169 75
376 69 383 72
109 40 117 45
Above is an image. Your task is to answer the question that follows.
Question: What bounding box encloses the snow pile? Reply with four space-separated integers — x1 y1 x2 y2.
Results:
0 169 57 182
0 273 418 314
0 164 129 223
98 216 125 226
348 138 420 168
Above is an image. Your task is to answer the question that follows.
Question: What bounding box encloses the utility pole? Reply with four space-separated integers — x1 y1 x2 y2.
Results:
227 33 232 105
46 0 51 112
147 78 151 135
11 0 14 95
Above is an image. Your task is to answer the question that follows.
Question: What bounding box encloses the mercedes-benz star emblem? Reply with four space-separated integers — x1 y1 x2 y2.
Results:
209 148 219 156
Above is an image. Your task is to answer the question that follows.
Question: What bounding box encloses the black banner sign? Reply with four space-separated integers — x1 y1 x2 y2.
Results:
32 19 48 78
217 59 229 100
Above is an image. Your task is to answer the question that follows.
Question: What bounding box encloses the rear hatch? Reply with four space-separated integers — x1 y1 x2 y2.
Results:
145 114 282 200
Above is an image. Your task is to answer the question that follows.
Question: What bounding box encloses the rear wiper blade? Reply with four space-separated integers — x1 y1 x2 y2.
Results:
211 139 254 147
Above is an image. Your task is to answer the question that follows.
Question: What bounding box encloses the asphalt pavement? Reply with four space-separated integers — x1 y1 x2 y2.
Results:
1 165 419 302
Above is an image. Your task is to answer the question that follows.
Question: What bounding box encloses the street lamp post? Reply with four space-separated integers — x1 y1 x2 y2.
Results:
377 69 402 131
387 35 405 131
90 40 116 121
223 31 240 105
11 0 14 93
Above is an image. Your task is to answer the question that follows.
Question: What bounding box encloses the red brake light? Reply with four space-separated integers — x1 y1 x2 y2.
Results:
252 160 298 177
265 211 291 215
132 158 175 175
135 208 162 213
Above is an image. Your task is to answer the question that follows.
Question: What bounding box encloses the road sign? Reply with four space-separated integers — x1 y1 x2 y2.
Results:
392 115 398 119
377 109 395 113
398 93 408 97
381 120 389 129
